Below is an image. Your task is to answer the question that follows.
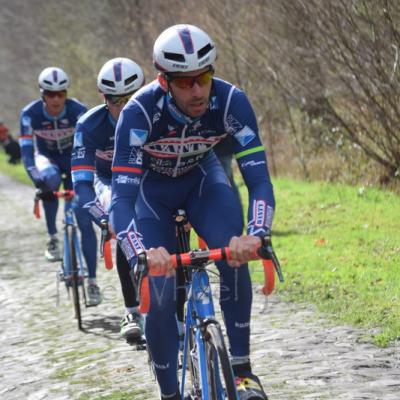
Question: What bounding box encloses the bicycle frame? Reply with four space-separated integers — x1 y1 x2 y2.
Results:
175 210 237 399
180 267 233 399
62 198 86 279
34 189 88 329
135 210 282 399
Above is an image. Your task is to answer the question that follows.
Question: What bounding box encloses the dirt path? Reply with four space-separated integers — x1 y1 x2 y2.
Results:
0 173 399 400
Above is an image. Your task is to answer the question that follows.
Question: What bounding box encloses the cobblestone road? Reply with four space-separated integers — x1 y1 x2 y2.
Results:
0 174 399 399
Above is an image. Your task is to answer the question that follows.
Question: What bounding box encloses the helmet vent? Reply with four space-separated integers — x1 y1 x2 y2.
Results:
164 52 185 62
198 44 213 59
59 79 67 85
43 80 53 86
125 74 138 85
101 79 116 88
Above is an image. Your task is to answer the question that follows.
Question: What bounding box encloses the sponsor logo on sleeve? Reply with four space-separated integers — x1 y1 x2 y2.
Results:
73 131 83 148
254 200 266 227
234 126 256 147
240 160 266 169
225 114 243 134
22 115 31 127
128 148 143 165
129 129 148 146
115 175 141 185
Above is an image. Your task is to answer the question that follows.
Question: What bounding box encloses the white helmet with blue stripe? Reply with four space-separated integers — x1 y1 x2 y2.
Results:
97 57 145 95
153 24 217 73
38 67 70 91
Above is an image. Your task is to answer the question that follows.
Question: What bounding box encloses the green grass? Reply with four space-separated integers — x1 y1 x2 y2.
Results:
252 177 400 347
0 152 30 185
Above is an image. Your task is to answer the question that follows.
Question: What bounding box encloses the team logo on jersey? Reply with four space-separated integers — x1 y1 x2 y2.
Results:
73 131 83 148
128 148 143 165
234 126 256 147
144 134 225 158
22 115 31 127
129 129 148 146
226 114 243 134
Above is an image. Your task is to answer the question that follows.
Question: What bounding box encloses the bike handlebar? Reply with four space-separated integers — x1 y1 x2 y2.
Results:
171 239 284 283
33 190 75 219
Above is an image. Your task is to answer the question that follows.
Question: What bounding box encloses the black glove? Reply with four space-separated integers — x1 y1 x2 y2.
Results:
35 186 56 201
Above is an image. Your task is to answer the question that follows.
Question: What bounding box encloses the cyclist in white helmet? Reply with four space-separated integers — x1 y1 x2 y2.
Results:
19 68 101 305
111 24 273 399
72 57 146 338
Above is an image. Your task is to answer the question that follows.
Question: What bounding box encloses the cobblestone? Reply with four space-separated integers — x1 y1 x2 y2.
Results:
0 174 399 399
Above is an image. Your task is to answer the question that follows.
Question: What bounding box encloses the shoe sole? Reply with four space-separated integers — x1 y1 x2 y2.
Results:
122 327 142 342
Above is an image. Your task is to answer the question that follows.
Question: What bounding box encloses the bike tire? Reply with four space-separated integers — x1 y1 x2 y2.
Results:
66 224 82 330
185 326 202 399
205 323 238 399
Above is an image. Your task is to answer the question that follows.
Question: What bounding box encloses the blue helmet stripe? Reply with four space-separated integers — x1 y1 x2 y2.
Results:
178 27 194 54
114 62 122 82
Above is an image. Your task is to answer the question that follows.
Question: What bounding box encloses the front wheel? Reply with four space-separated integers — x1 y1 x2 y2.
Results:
205 323 238 399
66 224 82 330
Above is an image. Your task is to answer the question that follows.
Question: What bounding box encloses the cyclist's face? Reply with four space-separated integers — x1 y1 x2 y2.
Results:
106 99 126 120
105 93 132 120
168 67 212 118
43 90 67 116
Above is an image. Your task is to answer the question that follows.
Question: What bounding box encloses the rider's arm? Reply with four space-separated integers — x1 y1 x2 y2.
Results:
19 110 42 186
71 122 108 227
109 100 148 267
227 88 275 237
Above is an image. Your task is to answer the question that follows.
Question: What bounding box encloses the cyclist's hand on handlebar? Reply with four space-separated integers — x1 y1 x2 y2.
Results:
35 187 56 201
146 247 175 277
228 235 261 268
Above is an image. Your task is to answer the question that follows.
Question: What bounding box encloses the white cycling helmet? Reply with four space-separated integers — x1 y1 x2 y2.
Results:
153 24 217 73
38 67 70 91
97 57 145 95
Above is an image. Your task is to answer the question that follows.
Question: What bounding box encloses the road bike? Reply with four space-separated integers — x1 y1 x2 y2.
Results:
134 210 283 399
34 189 91 330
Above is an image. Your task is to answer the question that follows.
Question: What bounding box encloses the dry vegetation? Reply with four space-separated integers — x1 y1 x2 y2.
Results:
1 0 399 187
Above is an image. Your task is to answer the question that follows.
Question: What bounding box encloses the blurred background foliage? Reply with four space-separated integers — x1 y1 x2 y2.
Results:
1 0 399 188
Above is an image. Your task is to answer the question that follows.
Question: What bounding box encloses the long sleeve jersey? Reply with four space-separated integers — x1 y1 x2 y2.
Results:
71 104 116 225
110 78 275 255
19 98 87 184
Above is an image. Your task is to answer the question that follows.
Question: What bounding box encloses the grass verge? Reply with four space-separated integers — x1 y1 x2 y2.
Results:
0 152 30 185
253 177 400 347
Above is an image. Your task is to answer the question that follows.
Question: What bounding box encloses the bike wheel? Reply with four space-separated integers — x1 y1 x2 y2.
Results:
184 327 202 399
205 323 237 399
66 225 82 330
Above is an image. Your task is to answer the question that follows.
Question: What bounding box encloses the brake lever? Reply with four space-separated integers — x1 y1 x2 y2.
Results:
132 252 148 303
258 234 284 283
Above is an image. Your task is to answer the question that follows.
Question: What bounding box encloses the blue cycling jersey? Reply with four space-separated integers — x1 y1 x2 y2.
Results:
71 104 116 225
110 77 276 395
19 98 87 184
110 77 275 260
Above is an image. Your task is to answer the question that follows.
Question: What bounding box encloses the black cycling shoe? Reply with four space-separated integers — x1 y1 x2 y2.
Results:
235 372 268 400
233 363 268 400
